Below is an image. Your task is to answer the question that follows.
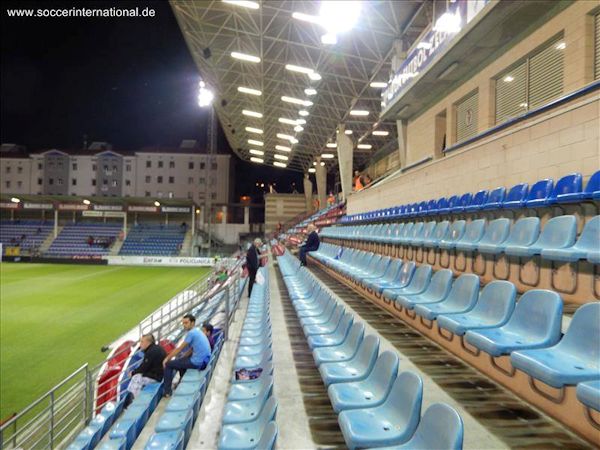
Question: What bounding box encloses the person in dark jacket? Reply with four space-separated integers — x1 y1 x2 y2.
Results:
246 238 262 297
126 334 167 400
300 223 320 266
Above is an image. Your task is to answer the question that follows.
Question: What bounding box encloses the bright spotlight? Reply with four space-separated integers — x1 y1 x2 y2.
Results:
198 80 214 107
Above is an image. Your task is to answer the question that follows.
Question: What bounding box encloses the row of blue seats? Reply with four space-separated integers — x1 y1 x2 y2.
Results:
322 215 600 263
277 251 464 450
342 171 600 223
312 243 600 410
218 267 278 450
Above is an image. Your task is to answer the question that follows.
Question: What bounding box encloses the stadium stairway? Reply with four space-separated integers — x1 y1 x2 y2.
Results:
179 229 193 256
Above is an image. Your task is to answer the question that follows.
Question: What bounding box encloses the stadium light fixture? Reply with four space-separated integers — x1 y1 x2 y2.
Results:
308 167 316 173
294 125 304 132
357 144 372 149
370 81 387 88
320 161 325 166
279 117 299 126
296 118 307 125
433 11 461 33
298 110 309 117
345 130 353 135
313 162 317 166
249 149 264 156
231 52 261 63
308 72 322 81
154 201 161 207
10 197 20 203
321 153 335 158
282 96 313 107
274 154 289 161
273 161 287 168
277 133 296 142
372 130 389 136
82 199 91 205
285 64 315 75
250 157 264 163
326 142 337 148
275 145 292 152
304 88 317 96
238 86 262 96
198 81 214 107
245 127 263 134
248 139 264 146
195 208 201 214
350 110 369 116
242 109 263 118
294 2 361 45
222 0 259 9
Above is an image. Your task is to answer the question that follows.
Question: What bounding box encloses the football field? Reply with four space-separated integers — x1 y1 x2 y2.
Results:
0 262 210 419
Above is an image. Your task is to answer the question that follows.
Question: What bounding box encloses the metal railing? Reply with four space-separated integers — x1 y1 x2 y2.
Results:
0 259 245 450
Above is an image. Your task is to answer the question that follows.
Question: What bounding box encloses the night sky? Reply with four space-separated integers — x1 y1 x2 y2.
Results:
0 0 304 198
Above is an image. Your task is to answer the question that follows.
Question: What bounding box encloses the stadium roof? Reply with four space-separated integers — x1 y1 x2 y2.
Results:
170 0 429 173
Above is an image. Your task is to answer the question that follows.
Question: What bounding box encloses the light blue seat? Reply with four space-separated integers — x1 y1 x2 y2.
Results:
97 438 127 450
439 220 467 250
479 217 540 255
173 380 204 397
144 430 185 450
542 216 600 262
466 190 489 212
437 281 517 336
547 173 582 204
165 393 201 418
414 274 480 320
307 314 354 349
228 375 274 401
502 183 529 209
387 403 464 450
454 219 486 252
67 425 103 450
217 397 277 450
222 377 273 424
120 402 150 436
234 350 273 371
328 351 399 413
374 261 415 294
410 221 436 247
396 269 453 310
303 305 344 335
236 340 272 357
255 422 277 450
577 380 600 411
313 323 365 365
383 265 432 301
364 259 403 291
404 223 424 245
589 250 600 264
338 372 423 450
510 303 600 388
525 179 553 207
558 170 600 202
393 222 414 245
483 187 506 210
358 257 391 283
474 218 511 254
108 419 137 449
505 215 577 257
155 409 194 443
465 290 563 357
319 335 380 385
422 221 450 248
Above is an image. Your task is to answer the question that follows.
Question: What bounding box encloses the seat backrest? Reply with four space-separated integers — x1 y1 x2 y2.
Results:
257 422 278 450
417 201 428 215
420 221 436 239
486 186 506 205
406 264 431 290
256 396 278 429
535 215 577 249
506 290 563 342
344 323 366 351
551 173 582 199
424 269 454 298
370 351 400 394
443 274 480 309
366 254 383 271
576 216 600 250
385 372 423 437
409 222 424 239
526 179 553 202
585 170 600 194
471 190 489 207
392 223 404 237
411 403 464 450
334 313 354 336
458 193 472 209
504 217 540 246
436 197 448 210
558 303 600 363
460 219 486 243
446 196 459 210
396 261 416 286
504 183 529 205
431 221 450 241
474 281 517 322
383 259 403 283
401 222 414 238
480 218 511 245
446 220 466 242
356 335 380 367
426 199 437 213
374 257 390 276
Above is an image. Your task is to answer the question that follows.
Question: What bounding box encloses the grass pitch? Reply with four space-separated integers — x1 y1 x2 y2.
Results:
0 263 210 419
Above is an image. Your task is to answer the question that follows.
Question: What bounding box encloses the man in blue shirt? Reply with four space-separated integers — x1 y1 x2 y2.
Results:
162 313 212 397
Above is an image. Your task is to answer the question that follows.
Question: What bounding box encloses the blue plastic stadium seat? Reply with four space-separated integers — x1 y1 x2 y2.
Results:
542 216 600 262
222 378 273 424
364 259 403 292
478 217 539 255
577 380 600 411
382 265 431 301
313 323 364 366
338 372 423 450
437 281 517 336
483 187 506 210
454 219 486 252
155 409 194 442
109 419 137 449
440 196 459 214
396 269 453 310
557 170 598 202
547 173 582 204
319 335 380 386
525 178 554 207
422 221 450 248
165 393 201 418
144 430 185 450
425 199 437 216
465 290 563 357
217 397 277 450
414 274 480 321
505 215 577 257
307 314 354 349
510 303 600 388
502 183 529 209
97 438 127 450
453 193 473 213
328 351 399 413
439 220 466 250
465 190 489 212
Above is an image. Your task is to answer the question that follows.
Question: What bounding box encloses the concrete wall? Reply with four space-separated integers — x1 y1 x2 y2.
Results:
264 193 307 233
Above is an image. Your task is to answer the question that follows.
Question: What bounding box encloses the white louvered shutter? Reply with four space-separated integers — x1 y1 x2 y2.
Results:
529 39 564 109
595 13 600 80
456 90 479 142
495 62 527 124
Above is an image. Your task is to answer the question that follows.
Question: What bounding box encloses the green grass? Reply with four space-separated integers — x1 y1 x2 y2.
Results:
0 263 210 419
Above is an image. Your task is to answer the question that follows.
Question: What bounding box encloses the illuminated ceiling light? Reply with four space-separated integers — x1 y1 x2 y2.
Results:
292 11 322 25
10 197 20 203
416 41 432 50
285 64 315 75
282 96 313 107
320 161 325 166
250 157 264 163
294 125 304 132
277 133 296 142
249 149 264 156
278 117 299 125
308 72 322 81
304 88 317 96
237 86 262 96
372 130 389 136
275 145 292 152
82 199 91 205
313 162 317 166
345 130 353 135
357 144 372 149
222 0 259 9
350 110 369 116
326 142 337 148
298 110 309 117
433 11 461 33
273 161 287 168
242 109 263 118
369 81 387 88
274 154 289 161
308 167 316 173
320 1 361 34
245 127 263 134
154 201 161 207
291 138 299 144
248 139 264 146
321 153 335 159
555 42 566 50
296 119 307 125
503 75 514 83
231 51 261 63
198 81 214 107
321 32 337 45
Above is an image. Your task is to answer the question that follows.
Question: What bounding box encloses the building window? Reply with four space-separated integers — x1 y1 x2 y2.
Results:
145 191 150 197
92 179 96 186
595 12 600 80
17 166 22 174
157 191 163 198
17 181 22 188
126 164 131 172
187 192 193 199
188 162 194 169
5 166 10 174
168 176 174 184
125 179 131 186
455 90 479 143
495 36 564 124
38 163 43 170
211 192 217 200
211 163 218 170
112 165 117 171
92 164 97 171
146 160 151 168
58 178 63 185
103 179 108 186
188 177 193 184
145 175 151 183
157 176 163 183
200 162 205 169
72 178 77 186
158 161 163 168
199 177 205 184
112 180 118 187
5 181 10 188
168 192 174 198
37 178 42 185
49 178 54 185
169 161 175 168
72 163 78 170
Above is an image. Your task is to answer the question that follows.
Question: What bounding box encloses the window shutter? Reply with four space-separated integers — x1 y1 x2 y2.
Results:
456 90 479 142
595 13 600 80
495 62 527 124
529 39 564 109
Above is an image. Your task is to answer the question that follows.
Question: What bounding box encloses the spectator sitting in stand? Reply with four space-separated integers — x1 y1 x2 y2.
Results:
202 323 215 349
125 334 166 405
299 223 320 267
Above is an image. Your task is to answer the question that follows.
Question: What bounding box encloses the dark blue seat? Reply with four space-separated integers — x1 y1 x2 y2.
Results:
465 290 563 357
504 215 577 257
502 183 529 209
453 193 473 213
436 197 449 213
542 216 600 262
577 380 600 411
440 196 459 214
510 303 600 388
525 179 553 207
483 187 506 210
547 173 582 204
465 190 489 212
425 199 437 216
